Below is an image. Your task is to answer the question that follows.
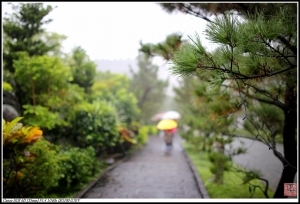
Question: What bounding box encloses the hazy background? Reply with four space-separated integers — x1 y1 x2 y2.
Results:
2 2 215 96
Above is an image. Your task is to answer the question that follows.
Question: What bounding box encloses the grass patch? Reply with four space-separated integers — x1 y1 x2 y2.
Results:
183 142 274 198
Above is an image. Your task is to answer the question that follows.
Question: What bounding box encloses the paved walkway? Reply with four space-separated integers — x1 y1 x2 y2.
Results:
229 137 297 192
229 137 283 191
83 134 205 199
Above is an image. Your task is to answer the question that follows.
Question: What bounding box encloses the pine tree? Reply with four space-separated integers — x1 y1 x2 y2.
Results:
168 3 297 198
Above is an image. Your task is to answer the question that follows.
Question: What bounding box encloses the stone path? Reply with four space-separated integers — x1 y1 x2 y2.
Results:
83 134 205 199
229 137 297 192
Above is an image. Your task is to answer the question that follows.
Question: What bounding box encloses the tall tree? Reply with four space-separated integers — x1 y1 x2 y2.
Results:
3 3 56 73
129 54 169 125
3 3 58 114
68 46 97 93
168 3 297 198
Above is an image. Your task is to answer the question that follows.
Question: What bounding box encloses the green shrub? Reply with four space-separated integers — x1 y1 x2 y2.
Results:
22 105 68 130
136 126 149 145
3 117 62 198
52 146 102 193
20 139 63 198
3 81 13 92
147 125 158 135
70 100 120 155
3 138 63 198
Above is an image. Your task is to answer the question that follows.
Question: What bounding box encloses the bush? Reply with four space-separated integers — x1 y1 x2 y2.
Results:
3 117 63 198
22 105 68 130
2 116 106 198
51 146 102 194
69 100 120 155
3 81 13 93
136 126 149 145
17 139 63 198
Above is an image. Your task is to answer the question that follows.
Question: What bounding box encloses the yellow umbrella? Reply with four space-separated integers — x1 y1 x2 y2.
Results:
156 119 178 130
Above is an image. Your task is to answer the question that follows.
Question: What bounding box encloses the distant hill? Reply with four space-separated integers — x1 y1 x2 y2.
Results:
94 59 138 78
93 58 180 96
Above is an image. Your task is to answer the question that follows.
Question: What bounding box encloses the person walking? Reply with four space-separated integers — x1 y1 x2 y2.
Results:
164 127 177 154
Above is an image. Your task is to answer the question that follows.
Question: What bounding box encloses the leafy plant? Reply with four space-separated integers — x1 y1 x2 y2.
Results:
136 126 149 145
69 100 120 155
3 117 62 198
22 105 68 130
3 81 13 93
51 146 102 193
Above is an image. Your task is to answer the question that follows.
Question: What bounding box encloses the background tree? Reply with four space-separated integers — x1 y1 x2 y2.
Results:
68 46 97 93
91 71 141 127
139 33 183 61
128 54 169 125
3 3 56 73
3 3 58 113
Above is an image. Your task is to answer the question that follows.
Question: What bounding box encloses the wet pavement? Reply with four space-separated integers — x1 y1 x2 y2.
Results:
80 134 297 199
229 137 297 193
82 134 206 199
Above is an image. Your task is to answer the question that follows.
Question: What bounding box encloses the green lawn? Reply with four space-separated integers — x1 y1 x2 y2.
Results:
184 143 274 198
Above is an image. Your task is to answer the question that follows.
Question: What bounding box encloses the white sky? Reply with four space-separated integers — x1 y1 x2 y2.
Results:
2 1 213 61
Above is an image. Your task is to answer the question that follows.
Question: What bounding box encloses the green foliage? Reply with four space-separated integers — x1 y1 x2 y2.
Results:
139 33 183 61
208 151 231 184
184 143 274 198
13 52 73 106
167 4 296 197
17 139 63 198
3 117 43 157
3 82 13 92
22 105 67 130
52 146 102 193
129 55 169 125
35 32 68 57
147 125 158 135
136 126 149 145
92 71 141 127
3 117 62 198
68 46 96 92
70 100 120 154
244 103 284 143
3 117 105 198
3 3 56 73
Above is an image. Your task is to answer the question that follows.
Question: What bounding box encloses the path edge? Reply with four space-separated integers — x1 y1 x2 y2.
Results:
74 146 143 198
180 141 210 199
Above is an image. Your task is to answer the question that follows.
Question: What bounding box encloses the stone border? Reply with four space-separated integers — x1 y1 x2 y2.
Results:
181 144 210 199
74 147 143 198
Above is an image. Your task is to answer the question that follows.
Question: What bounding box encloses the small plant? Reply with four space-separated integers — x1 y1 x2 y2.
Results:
51 146 102 194
3 117 62 198
136 126 149 145
3 81 13 93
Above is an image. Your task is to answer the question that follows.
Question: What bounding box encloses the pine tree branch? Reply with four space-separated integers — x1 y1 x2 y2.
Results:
178 3 216 24
197 64 296 80
240 82 286 110
277 35 297 55
259 35 295 66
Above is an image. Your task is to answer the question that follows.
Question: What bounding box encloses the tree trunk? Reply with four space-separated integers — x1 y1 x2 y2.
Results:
273 84 297 198
31 78 36 106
